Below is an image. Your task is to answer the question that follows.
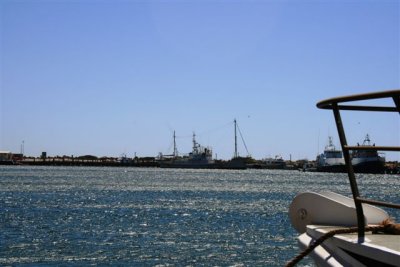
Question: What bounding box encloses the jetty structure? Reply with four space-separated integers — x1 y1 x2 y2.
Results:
5 120 399 172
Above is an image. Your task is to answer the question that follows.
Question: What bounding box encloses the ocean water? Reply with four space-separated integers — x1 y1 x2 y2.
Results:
0 166 399 266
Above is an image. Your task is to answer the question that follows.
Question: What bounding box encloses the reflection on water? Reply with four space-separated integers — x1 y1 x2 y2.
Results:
1 166 398 266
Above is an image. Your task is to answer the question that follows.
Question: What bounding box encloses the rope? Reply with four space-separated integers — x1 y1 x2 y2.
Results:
285 219 400 267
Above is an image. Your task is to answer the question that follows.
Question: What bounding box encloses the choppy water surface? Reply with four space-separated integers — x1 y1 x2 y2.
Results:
1 166 399 266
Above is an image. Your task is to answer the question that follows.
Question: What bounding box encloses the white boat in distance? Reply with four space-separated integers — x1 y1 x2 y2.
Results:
263 155 287 169
287 90 400 267
316 136 346 173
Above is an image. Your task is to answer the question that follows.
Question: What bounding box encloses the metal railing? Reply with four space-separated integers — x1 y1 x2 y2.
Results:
316 89 400 239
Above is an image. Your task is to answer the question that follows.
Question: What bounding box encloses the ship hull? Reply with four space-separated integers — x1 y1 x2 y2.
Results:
0 160 15 165
316 164 347 173
317 161 385 174
159 158 247 170
352 159 385 174
159 162 216 169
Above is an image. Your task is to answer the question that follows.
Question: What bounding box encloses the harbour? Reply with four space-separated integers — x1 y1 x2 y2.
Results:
2 1 399 266
1 91 399 266
1 120 399 173
2 148 399 174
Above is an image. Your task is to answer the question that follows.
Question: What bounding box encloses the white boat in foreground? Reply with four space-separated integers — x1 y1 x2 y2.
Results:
287 90 400 267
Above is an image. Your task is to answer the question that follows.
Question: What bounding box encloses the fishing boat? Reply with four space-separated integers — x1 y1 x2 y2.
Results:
351 134 386 174
159 119 247 170
263 155 287 169
159 132 215 169
316 136 346 173
287 90 400 267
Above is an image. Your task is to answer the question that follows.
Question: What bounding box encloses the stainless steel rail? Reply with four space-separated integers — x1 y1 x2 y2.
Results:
316 89 400 239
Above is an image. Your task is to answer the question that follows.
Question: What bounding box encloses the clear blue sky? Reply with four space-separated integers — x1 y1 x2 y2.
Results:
1 0 399 160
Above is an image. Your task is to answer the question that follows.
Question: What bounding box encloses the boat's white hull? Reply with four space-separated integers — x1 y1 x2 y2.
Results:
298 225 400 267
289 192 399 267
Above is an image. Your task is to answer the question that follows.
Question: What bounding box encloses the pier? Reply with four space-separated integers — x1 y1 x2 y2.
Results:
1 152 399 173
19 155 159 168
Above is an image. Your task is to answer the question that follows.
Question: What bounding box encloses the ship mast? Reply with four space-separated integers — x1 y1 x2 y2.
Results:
233 119 250 158
363 134 371 146
327 136 334 149
173 131 178 157
192 132 198 154
234 119 238 158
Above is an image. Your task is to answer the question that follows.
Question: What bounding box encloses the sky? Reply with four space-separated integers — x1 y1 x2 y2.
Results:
0 0 399 161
